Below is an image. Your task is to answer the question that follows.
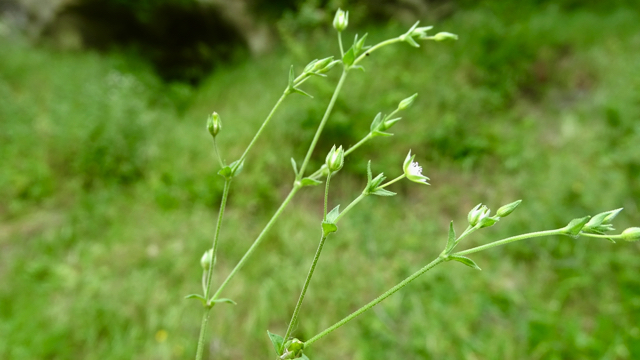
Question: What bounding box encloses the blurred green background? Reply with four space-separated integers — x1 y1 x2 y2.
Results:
1 0 639 359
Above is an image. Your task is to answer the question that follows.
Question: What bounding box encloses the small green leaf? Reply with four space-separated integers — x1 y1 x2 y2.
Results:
371 188 396 197
218 165 233 178
291 158 298 175
292 87 314 98
210 298 237 305
370 113 383 132
563 216 591 237
230 159 244 176
343 47 355 66
404 36 420 48
449 255 481 270
184 294 207 306
267 330 284 356
366 160 373 183
372 130 393 137
288 65 295 87
326 205 340 223
351 65 365 72
354 33 369 55
300 178 323 187
445 221 456 253
322 221 338 235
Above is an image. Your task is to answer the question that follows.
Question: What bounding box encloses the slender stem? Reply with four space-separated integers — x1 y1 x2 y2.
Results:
344 133 372 157
324 173 332 221
211 186 300 300
212 138 224 168
338 32 345 57
297 70 349 179
195 310 211 360
354 38 402 65
204 179 232 299
454 225 475 245
305 257 444 347
283 233 329 345
239 91 289 164
378 174 405 189
454 229 564 257
335 193 366 223
579 232 621 239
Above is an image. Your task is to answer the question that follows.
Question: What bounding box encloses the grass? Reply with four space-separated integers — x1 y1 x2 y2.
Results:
1 2 640 359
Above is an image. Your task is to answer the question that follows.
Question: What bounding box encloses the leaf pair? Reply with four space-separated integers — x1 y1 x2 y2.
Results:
363 161 396 197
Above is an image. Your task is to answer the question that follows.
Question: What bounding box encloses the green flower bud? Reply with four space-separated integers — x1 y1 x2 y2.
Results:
200 249 213 270
398 93 418 110
207 112 221 138
432 32 459 41
496 200 522 218
468 203 490 227
621 227 640 242
325 145 345 173
402 150 430 185
333 8 348 32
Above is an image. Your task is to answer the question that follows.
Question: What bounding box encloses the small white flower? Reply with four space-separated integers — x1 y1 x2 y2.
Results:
402 150 430 185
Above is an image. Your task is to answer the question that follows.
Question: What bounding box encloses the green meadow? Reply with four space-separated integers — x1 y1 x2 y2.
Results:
1 2 639 359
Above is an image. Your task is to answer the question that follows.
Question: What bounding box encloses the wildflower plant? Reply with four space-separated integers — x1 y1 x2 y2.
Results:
185 8 639 360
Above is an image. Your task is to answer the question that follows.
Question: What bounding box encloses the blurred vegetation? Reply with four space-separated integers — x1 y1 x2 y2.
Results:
1 1 640 359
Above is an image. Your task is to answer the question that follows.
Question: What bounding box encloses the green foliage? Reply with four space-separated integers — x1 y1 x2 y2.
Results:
1 2 640 360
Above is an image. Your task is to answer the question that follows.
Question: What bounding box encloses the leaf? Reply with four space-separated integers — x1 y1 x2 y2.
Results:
326 205 340 223
370 113 383 132
372 130 393 137
366 160 373 183
445 221 456 253
371 188 396 197
230 159 244 176
404 36 420 48
291 158 298 175
218 165 233 178
292 87 314 98
342 47 355 66
210 298 237 305
267 330 284 356
300 178 322 187
449 255 481 270
354 33 369 55
184 294 206 306
322 221 338 235
563 216 591 237
288 65 295 87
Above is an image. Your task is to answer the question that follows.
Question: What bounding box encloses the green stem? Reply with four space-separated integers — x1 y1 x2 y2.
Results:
324 173 332 221
211 186 300 300
338 32 345 57
454 229 564 257
578 232 621 239
334 193 366 223
204 179 232 299
297 70 349 179
212 137 224 168
239 91 289 164
305 257 444 347
378 174 405 189
195 310 211 360
353 37 402 65
344 133 372 157
283 232 329 345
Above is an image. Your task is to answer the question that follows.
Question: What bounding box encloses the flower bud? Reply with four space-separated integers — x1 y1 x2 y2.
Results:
496 200 522 218
621 227 640 242
432 32 459 41
468 203 490 227
200 249 213 270
398 93 418 110
207 112 221 138
325 145 345 173
333 8 348 32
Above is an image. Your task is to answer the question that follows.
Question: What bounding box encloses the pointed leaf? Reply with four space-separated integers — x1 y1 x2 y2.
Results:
210 298 237 305
326 205 340 223
351 65 366 72
300 178 323 187
449 255 481 270
343 47 355 66
291 158 298 175
184 294 207 306
445 221 456 253
267 330 285 356
230 159 244 176
563 216 591 237
322 221 338 235
372 130 394 137
371 188 396 197
405 36 420 48
370 113 383 132
354 33 369 55
370 173 386 188
288 65 295 87
366 160 373 184
292 87 314 98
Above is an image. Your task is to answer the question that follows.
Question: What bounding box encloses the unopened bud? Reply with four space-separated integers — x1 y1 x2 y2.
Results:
200 249 213 270
432 32 459 41
621 227 640 242
325 145 345 173
496 200 522 218
333 8 348 32
398 93 418 110
468 203 490 227
207 112 221 138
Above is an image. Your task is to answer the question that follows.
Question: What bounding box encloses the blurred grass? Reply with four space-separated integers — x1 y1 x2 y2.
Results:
1 2 640 360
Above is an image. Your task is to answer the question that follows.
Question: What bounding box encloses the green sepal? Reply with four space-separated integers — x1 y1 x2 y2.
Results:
449 255 481 270
291 158 298 175
444 221 456 254
371 188 396 197
267 330 285 356
562 216 591 238
322 221 338 235
300 178 323 187
326 205 340 223
184 294 207 306
343 47 355 66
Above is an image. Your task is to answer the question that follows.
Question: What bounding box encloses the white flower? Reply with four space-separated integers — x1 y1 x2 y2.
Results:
402 150 430 185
